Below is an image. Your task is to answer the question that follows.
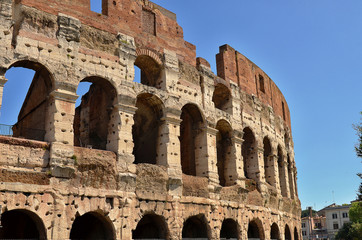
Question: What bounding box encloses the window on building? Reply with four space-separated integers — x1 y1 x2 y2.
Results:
142 9 156 35
315 223 322 229
282 101 286 121
90 0 108 15
333 223 339 229
302 223 306 228
332 213 338 219
302 231 307 236
342 212 348 218
259 74 265 93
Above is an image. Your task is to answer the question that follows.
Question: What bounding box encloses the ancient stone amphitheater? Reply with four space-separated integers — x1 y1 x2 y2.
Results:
0 0 301 239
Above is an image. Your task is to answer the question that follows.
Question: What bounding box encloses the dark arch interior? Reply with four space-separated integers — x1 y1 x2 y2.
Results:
270 223 280 240
294 227 299 240
182 215 208 239
216 120 232 186
134 55 161 88
263 137 272 185
242 127 255 179
180 104 203 176
132 214 168 239
133 93 163 164
74 76 117 150
212 83 231 111
3 61 53 141
0 209 46 240
248 221 260 238
284 225 291 240
70 212 114 240
220 218 238 239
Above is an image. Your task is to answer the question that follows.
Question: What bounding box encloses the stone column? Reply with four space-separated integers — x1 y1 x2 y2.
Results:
158 109 183 196
269 154 279 189
115 103 137 170
279 158 291 198
198 126 219 186
288 161 296 199
225 131 244 186
0 76 7 113
46 89 78 178
254 147 265 183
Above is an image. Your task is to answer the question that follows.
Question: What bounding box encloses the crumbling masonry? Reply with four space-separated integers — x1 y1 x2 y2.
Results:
0 0 301 239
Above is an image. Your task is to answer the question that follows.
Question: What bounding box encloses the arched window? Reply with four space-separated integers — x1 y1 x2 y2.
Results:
212 83 232 112
180 104 204 176
132 213 168 239
216 120 232 186
278 146 287 197
0 209 47 240
263 137 272 185
74 77 117 150
220 218 239 239
242 127 256 180
133 93 163 164
294 227 299 240
70 212 114 240
134 55 162 88
182 215 209 239
248 220 264 239
270 223 280 240
284 225 291 240
1 61 53 141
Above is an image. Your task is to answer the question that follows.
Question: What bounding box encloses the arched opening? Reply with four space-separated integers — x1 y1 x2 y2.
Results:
0 209 46 239
182 215 209 239
263 137 272 185
73 77 117 150
132 213 168 239
212 83 231 112
278 146 287 197
242 127 256 180
220 218 239 240
216 120 233 186
70 212 114 240
133 93 163 164
180 104 204 176
294 227 299 240
1 61 53 141
287 155 294 199
134 55 162 88
248 220 264 239
270 223 280 240
284 132 290 151
284 225 291 240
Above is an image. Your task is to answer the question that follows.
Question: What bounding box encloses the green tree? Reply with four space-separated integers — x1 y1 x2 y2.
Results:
349 202 362 223
353 113 362 201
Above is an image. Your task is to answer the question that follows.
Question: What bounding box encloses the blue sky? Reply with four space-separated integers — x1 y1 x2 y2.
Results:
2 0 361 211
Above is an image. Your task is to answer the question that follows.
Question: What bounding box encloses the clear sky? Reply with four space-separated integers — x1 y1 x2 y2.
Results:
1 0 361 211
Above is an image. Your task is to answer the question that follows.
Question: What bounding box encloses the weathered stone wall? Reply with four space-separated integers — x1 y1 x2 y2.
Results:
0 0 301 239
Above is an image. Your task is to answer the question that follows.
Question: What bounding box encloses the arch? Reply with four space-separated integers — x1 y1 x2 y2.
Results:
133 93 164 164
284 224 291 240
287 154 295 199
278 146 287 197
248 219 265 239
284 132 290 150
2 60 53 141
132 213 169 239
70 211 115 240
242 127 257 180
270 223 280 240
182 214 209 239
134 49 163 88
294 227 299 240
180 103 204 176
212 83 232 112
263 136 273 185
0 209 47 239
220 218 239 240
73 76 118 150
216 119 233 186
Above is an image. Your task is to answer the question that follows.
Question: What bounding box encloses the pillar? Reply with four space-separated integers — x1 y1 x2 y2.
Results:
0 76 7 113
225 131 244 186
199 126 219 186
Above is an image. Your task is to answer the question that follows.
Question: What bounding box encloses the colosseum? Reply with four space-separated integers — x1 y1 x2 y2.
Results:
0 0 301 239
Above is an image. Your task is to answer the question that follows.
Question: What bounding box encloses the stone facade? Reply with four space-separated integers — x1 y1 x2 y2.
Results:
0 0 301 239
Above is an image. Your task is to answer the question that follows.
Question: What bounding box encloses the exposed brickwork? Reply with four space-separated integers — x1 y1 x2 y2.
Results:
0 0 300 239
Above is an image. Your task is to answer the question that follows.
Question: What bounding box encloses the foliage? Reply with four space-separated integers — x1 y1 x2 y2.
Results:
349 202 362 223
353 112 362 201
301 209 317 218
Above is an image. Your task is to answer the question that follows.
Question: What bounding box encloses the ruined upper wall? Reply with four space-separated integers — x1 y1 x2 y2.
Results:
216 44 291 128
